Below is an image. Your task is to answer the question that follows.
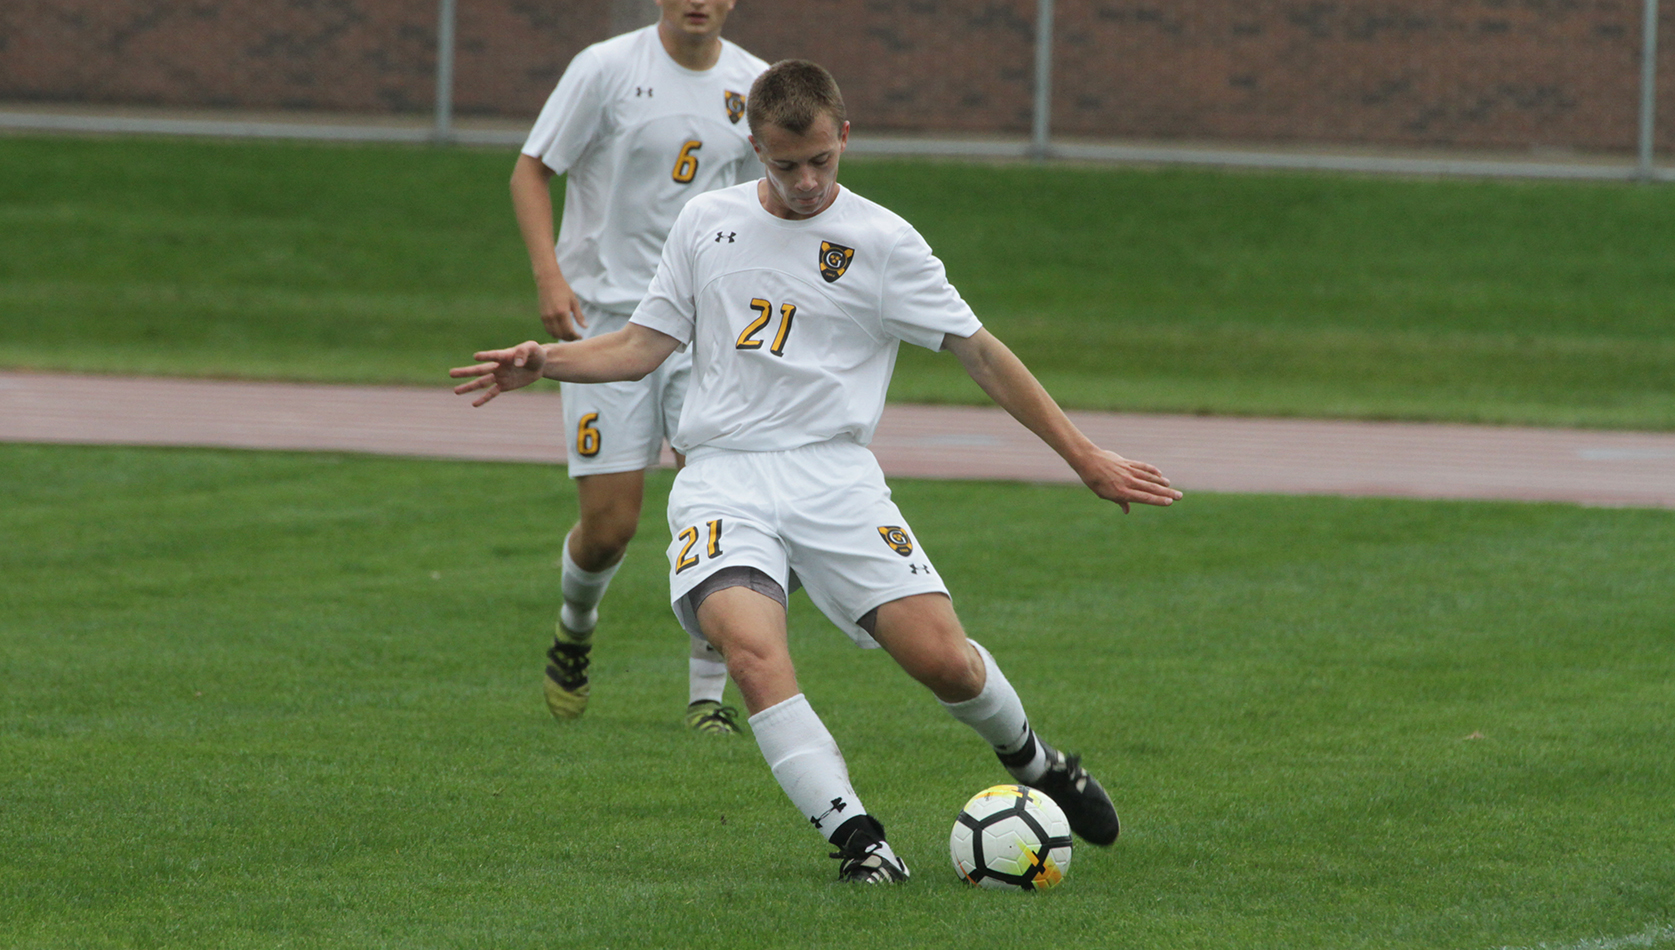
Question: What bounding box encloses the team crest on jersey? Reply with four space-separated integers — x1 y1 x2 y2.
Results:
878 526 914 557
819 241 855 283
724 90 746 124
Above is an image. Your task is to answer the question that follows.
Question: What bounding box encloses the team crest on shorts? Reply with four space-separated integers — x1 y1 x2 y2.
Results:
877 526 914 557
819 241 855 283
724 90 746 124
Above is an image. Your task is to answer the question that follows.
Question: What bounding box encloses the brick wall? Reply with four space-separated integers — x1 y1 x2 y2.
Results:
2 0 1670 152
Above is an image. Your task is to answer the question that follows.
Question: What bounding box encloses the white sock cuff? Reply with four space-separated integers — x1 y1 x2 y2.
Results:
689 633 723 660
749 693 822 764
941 639 1034 756
561 532 622 586
939 639 1006 719
688 634 727 705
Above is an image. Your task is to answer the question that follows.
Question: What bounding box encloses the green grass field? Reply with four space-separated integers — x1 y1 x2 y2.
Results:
3 132 1672 947
2 134 1672 428
3 444 1672 949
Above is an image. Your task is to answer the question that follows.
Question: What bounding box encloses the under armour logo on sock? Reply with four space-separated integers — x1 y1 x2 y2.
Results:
809 797 848 830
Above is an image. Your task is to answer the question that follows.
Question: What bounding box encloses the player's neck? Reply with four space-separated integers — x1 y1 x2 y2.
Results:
758 179 842 221
657 20 724 71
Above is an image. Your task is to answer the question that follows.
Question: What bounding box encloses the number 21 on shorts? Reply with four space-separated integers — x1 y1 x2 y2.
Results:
675 519 724 573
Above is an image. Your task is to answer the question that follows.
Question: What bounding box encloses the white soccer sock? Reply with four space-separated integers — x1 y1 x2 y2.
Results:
750 694 868 842
688 634 728 705
559 531 620 638
941 640 1049 783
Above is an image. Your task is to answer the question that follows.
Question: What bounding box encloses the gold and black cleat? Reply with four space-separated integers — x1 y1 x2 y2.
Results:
543 629 591 720
684 699 743 736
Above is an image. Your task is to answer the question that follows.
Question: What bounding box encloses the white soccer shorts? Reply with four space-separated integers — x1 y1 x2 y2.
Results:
665 439 950 648
559 307 691 477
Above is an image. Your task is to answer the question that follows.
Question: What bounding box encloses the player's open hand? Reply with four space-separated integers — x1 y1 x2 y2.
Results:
449 341 549 407
1077 448 1183 514
537 273 587 341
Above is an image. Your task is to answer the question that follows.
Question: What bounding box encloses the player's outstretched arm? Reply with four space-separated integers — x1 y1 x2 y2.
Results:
450 340 548 407
944 329 1183 513
451 323 681 407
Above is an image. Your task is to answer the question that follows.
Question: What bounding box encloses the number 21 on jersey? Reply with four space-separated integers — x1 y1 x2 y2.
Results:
736 298 796 356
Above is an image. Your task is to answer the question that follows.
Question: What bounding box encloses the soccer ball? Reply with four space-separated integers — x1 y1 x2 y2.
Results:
950 784 1073 890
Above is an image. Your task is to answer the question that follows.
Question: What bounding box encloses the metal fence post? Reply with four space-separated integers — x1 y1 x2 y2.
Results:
1031 0 1054 160
1640 0 1660 180
434 0 457 143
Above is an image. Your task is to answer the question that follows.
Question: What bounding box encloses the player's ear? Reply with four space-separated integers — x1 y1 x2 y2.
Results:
838 120 850 151
749 135 764 161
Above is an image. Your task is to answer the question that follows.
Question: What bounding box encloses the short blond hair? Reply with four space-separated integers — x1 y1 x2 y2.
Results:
747 60 847 137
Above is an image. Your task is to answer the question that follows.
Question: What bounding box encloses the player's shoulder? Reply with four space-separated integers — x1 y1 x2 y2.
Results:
717 39 771 78
571 25 657 74
832 188 918 244
675 181 760 226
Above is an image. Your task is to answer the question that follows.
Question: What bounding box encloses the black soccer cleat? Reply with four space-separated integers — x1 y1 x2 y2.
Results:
1027 747 1121 846
829 815 911 884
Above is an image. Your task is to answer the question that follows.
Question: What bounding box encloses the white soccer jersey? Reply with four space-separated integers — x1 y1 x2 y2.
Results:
631 182 984 455
523 26 768 321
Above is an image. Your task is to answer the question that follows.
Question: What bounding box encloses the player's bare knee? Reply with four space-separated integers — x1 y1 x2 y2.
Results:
571 510 639 566
913 646 984 703
720 644 776 684
590 517 639 556
889 635 982 702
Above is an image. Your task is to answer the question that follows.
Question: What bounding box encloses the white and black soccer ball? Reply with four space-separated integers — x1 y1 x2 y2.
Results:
950 784 1074 890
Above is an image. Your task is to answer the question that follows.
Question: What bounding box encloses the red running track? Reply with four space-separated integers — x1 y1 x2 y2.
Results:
3 371 1672 508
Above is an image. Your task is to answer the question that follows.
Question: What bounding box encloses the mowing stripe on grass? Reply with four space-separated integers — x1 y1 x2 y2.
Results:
1494 922 1675 950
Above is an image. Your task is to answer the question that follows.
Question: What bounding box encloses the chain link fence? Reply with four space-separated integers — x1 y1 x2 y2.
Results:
0 0 1666 180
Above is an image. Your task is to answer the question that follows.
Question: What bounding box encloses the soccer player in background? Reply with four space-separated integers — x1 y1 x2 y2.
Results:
458 60 1182 882
511 0 766 734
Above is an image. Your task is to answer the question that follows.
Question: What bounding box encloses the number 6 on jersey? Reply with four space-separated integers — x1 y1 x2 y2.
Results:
672 140 702 184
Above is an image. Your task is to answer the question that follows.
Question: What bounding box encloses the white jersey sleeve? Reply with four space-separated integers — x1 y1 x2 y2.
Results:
880 227 983 350
631 200 702 349
521 48 607 175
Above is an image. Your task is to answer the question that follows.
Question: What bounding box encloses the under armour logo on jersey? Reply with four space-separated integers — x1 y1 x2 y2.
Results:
819 240 854 282
636 86 653 97
715 231 736 243
810 797 848 830
724 90 746 124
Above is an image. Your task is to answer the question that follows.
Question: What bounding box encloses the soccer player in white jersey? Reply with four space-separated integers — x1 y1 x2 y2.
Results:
511 0 767 734
457 60 1182 883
